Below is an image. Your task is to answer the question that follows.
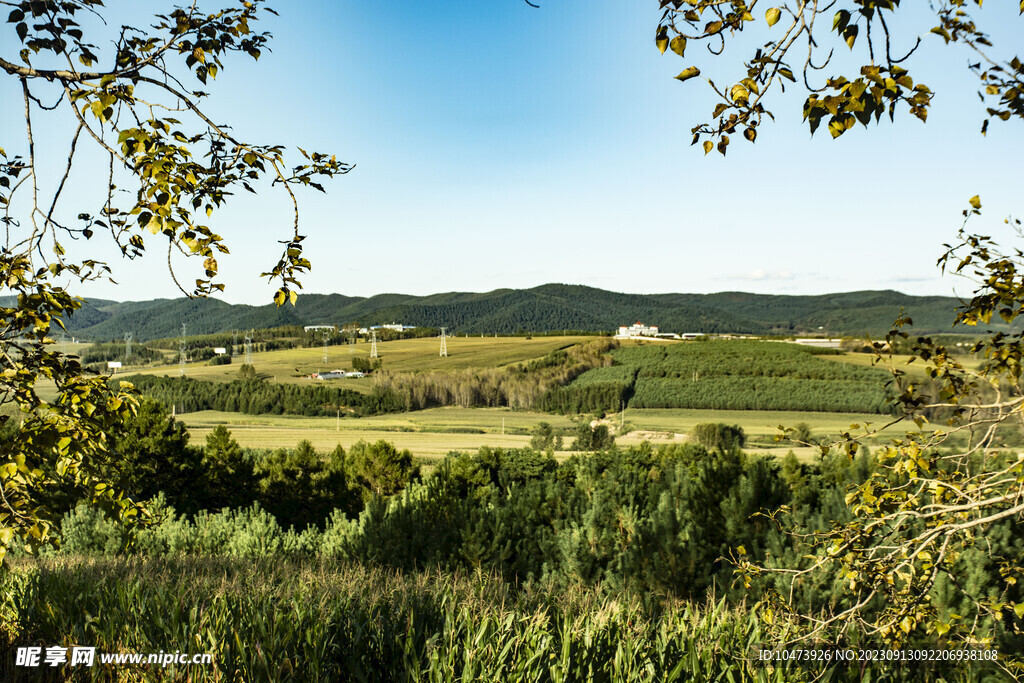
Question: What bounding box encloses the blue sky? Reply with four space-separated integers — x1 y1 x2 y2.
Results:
4 1 1023 304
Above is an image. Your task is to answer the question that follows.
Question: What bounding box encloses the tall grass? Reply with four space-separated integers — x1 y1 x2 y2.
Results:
0 557 1002 682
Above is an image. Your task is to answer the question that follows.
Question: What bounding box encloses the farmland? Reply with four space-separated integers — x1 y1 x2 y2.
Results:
546 340 894 414
175 406 886 464
124 335 594 389
48 335 934 456
20 334 977 472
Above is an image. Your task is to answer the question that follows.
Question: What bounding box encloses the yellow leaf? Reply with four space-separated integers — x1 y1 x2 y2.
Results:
675 67 701 83
969 195 982 210
765 8 781 27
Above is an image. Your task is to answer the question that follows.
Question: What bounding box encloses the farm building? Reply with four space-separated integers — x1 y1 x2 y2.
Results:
615 322 659 338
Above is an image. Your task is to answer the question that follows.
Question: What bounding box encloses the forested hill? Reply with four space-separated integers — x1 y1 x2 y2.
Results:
12 285 990 341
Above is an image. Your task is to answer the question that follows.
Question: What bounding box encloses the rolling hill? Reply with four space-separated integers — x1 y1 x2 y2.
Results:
6 285 989 341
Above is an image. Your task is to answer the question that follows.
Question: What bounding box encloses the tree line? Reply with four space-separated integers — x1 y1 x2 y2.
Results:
124 375 404 417
373 339 617 411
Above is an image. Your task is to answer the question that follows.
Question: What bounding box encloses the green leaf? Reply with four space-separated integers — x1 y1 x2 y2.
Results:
833 10 850 32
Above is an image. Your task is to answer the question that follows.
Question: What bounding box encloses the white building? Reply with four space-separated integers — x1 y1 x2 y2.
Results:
304 325 337 332
615 321 659 338
316 370 366 380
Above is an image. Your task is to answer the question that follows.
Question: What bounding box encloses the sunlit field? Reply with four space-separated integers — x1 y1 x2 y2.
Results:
176 405 891 463
122 335 595 386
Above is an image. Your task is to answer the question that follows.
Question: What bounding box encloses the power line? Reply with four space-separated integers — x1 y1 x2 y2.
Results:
178 323 186 377
244 329 253 365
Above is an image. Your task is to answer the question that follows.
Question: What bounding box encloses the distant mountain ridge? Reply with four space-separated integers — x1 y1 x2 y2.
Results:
5 285 987 341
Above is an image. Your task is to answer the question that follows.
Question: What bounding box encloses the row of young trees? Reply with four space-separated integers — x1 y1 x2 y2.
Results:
613 342 877 381
543 342 893 415
536 381 634 415
125 375 404 417
630 376 892 414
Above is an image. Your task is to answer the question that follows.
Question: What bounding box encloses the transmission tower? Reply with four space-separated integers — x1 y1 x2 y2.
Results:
369 330 378 359
232 330 239 357
124 332 133 362
178 323 186 376
244 329 254 365
321 329 330 364
439 327 448 357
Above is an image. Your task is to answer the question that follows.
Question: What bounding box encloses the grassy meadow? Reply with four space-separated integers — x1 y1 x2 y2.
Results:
820 351 985 379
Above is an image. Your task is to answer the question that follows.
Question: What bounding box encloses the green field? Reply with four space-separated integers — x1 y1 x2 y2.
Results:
122 335 594 388
821 350 984 379
181 407 574 459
